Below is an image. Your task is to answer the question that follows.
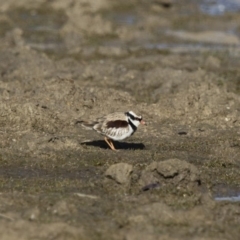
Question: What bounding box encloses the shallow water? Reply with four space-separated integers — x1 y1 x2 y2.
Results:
215 195 240 201
200 0 240 15
213 184 240 202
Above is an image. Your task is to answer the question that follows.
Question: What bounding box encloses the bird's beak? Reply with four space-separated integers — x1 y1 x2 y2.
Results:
140 120 146 125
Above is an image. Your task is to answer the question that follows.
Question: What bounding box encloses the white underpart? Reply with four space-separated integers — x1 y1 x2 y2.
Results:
103 125 134 141
130 118 141 127
104 112 141 140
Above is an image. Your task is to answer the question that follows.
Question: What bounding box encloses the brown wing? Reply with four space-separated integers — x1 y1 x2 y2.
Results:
93 112 129 135
106 120 128 129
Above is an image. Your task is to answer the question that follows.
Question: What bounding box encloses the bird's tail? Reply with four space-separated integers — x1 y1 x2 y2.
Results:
75 120 98 130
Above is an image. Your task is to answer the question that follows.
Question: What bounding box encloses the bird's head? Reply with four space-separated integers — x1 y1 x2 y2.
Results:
126 111 146 127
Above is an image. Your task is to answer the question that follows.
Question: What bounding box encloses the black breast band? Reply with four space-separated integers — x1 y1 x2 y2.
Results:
128 119 137 133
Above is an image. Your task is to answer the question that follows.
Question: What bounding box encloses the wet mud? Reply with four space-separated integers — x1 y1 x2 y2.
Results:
0 0 240 239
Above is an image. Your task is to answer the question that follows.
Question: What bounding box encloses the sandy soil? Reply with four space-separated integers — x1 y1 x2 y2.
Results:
0 0 239 239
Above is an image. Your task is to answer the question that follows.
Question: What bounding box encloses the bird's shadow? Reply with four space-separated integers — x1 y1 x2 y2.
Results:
81 140 145 150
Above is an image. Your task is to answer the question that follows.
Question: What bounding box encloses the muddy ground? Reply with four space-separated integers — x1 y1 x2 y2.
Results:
0 0 240 239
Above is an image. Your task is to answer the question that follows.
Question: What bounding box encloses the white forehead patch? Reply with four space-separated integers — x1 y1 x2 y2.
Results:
128 111 141 118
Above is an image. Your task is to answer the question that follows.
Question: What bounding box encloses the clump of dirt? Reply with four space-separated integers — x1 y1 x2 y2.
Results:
139 158 200 191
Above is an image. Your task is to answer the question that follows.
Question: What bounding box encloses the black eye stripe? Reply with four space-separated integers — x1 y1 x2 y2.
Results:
126 112 142 121
130 115 135 120
134 117 142 121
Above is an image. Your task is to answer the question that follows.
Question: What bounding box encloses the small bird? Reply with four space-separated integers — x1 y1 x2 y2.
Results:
79 111 145 151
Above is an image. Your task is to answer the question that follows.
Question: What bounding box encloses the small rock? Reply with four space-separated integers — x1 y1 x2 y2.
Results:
105 163 133 184
52 200 70 216
22 207 40 221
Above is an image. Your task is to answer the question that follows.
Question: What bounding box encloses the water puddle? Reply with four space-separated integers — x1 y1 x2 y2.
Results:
213 184 240 202
200 0 240 15
215 195 240 202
